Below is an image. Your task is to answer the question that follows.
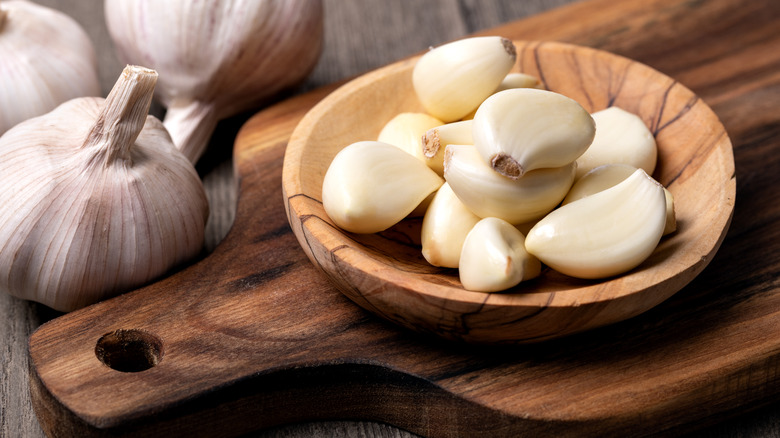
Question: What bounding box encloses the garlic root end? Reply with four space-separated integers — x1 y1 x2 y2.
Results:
491 153 524 180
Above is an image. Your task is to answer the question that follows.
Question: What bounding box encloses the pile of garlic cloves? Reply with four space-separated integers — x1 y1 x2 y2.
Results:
322 36 677 292
0 65 208 312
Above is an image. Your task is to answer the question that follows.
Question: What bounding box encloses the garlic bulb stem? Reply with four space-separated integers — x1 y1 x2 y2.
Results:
84 66 158 165
0 8 7 31
162 100 219 164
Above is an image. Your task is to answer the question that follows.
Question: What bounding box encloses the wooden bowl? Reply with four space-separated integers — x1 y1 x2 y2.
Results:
282 40 735 344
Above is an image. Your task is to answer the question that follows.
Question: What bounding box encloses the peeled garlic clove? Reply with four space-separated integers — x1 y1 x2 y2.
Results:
422 120 473 176
322 141 444 234
575 106 657 179
472 88 595 179
378 112 443 161
563 163 677 235
412 36 516 123
496 72 543 91
459 217 541 292
460 72 543 120
105 0 324 163
421 183 481 268
444 144 576 224
562 163 639 205
525 169 667 279
0 66 208 312
0 0 100 135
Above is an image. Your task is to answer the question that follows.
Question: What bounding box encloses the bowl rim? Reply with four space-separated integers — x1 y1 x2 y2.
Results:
282 39 736 342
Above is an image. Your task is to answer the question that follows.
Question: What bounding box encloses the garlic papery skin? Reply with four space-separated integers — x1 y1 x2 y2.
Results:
377 112 443 162
412 36 516 123
472 88 595 179
0 0 100 135
443 144 576 224
422 120 473 176
420 183 481 268
525 169 666 279
322 141 444 234
0 65 209 312
105 0 324 164
563 164 677 235
459 217 541 292
574 106 657 179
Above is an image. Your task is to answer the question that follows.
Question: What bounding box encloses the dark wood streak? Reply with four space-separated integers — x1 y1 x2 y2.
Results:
664 129 729 188
654 89 701 137
531 42 550 91
605 58 631 107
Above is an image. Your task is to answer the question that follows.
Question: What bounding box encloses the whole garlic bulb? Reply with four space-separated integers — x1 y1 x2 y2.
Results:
104 0 324 163
0 65 209 312
0 0 100 135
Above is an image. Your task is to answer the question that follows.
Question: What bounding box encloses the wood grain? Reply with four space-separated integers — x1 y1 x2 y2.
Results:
3 0 780 437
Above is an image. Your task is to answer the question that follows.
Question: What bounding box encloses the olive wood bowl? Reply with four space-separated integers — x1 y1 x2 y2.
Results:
282 40 735 344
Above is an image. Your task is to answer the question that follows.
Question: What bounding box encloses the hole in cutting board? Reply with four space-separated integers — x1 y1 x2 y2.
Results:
95 329 163 372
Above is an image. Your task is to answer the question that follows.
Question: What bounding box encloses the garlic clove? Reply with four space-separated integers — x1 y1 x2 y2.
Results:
496 72 543 91
322 141 444 234
421 120 473 176
525 168 667 279
575 106 657 179
563 163 677 235
377 112 443 161
0 0 100 135
459 217 541 292
443 144 576 224
562 163 639 205
460 72 544 120
472 88 595 179
412 36 516 123
0 65 208 312
420 183 481 268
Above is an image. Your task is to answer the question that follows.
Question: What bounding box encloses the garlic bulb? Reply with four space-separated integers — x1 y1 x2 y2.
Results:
0 0 100 135
322 141 444 234
525 168 666 279
0 65 209 312
105 0 324 163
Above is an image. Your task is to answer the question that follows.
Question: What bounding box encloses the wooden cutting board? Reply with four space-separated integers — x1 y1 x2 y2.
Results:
28 0 780 436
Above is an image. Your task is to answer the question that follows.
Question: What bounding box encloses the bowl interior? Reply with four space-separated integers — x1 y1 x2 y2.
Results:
282 40 735 344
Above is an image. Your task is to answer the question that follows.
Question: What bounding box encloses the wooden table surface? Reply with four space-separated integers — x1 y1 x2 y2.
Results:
2 0 779 437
